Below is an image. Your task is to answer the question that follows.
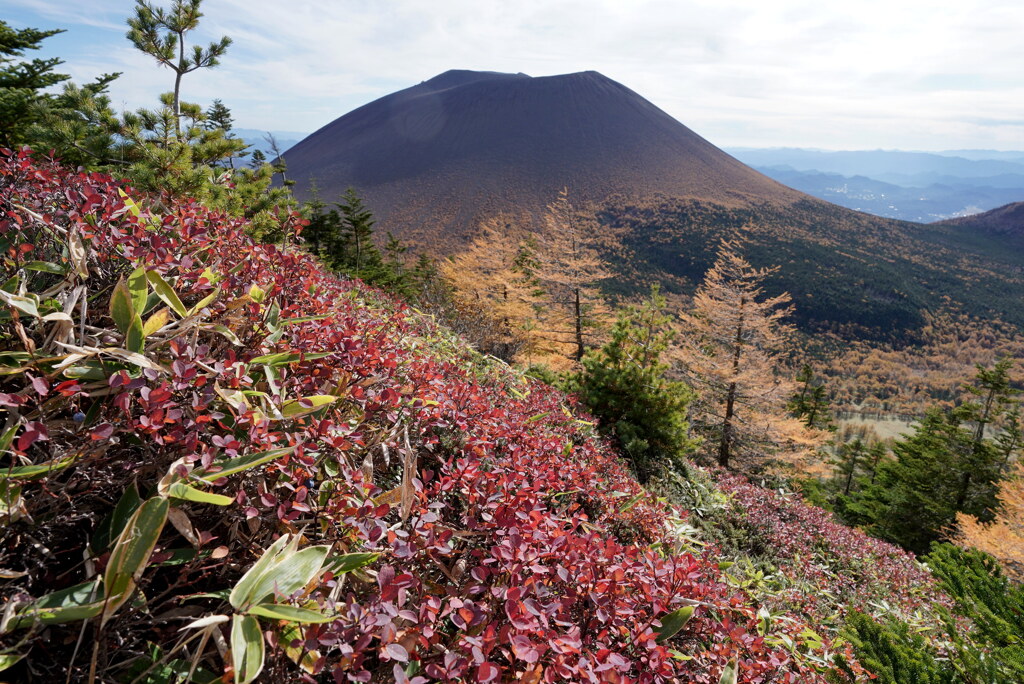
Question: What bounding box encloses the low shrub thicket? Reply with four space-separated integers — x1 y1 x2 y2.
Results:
0 151 857 682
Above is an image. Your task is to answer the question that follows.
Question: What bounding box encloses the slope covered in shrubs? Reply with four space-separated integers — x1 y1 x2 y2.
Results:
0 150 944 682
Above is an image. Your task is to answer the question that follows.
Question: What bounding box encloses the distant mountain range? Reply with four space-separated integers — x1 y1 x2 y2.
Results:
726 148 1024 221
937 201 1024 237
276 70 1024 342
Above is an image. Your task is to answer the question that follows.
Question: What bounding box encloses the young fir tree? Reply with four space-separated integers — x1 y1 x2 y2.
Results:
841 360 1016 555
835 611 956 684
249 148 267 169
534 188 611 362
926 544 1024 680
568 285 696 483
333 187 384 279
126 0 231 138
834 437 868 497
677 239 796 469
0 21 70 148
789 364 833 430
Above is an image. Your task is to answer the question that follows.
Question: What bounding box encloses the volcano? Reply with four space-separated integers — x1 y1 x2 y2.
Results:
283 69 799 243
282 70 1024 341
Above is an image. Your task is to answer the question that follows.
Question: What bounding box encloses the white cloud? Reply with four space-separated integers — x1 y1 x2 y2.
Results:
9 0 1024 149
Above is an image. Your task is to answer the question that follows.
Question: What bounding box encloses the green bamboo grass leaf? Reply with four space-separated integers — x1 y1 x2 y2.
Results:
102 497 169 627
8 580 103 630
193 447 294 483
230 614 265 684
110 278 135 334
188 287 221 317
0 654 25 671
322 553 380 575
719 659 738 684
0 290 39 318
92 482 141 553
281 315 330 326
127 266 148 314
211 324 243 346
248 351 331 366
166 482 234 506
146 270 188 318
0 455 77 481
247 603 334 624
655 605 695 643
229 535 293 610
23 261 66 275
0 425 17 454
126 315 145 353
244 546 330 605
280 395 337 419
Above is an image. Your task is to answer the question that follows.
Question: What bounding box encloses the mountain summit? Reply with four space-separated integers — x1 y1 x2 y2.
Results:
283 69 797 241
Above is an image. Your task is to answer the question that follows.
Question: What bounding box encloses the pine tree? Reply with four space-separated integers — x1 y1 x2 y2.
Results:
569 286 696 483
677 239 795 468
25 73 121 169
126 0 231 138
534 188 611 362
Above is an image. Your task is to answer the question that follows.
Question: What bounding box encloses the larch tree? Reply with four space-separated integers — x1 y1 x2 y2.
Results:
534 188 611 362
955 461 1024 582
126 0 231 138
678 239 796 469
441 216 553 363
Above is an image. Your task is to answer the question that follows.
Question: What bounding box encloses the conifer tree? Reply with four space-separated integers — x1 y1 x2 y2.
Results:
926 544 1024 680
441 216 551 362
204 98 233 131
534 188 611 362
955 461 1024 582
789 364 833 429
569 285 696 483
678 239 795 468
126 0 231 138
836 611 956 684
835 437 868 497
841 359 1017 555
334 187 383 278
249 148 267 169
0 21 69 147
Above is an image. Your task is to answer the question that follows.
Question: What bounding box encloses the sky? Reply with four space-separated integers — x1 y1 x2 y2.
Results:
5 0 1024 151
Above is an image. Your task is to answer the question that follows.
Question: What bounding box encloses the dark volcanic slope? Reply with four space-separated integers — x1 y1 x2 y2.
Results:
936 201 1024 237
283 70 1024 340
283 70 799 243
